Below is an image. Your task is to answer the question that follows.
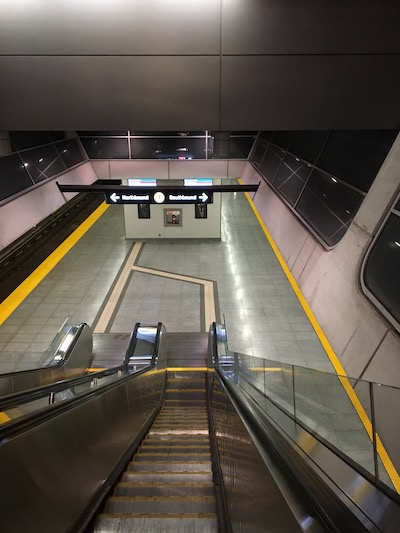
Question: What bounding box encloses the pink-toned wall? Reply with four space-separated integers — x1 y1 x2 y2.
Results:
0 162 97 251
90 159 246 181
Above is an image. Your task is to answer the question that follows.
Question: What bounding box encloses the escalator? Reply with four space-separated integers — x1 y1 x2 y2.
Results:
91 329 311 533
95 370 219 531
0 320 93 398
0 323 157 428
0 324 399 532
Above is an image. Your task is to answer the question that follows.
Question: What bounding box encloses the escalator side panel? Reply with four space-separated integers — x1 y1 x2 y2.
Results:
210 373 309 533
0 369 165 533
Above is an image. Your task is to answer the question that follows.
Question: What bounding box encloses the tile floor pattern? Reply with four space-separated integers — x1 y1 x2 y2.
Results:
111 272 202 333
0 188 394 488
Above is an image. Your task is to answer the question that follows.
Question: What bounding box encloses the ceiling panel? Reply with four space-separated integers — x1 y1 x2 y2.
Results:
0 56 220 130
0 0 220 55
220 55 400 130
222 0 400 54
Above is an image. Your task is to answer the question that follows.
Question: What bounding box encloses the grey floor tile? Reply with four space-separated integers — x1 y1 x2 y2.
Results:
3 342 31 352
24 316 48 326
9 332 32 343
0 333 17 343
0 324 21 334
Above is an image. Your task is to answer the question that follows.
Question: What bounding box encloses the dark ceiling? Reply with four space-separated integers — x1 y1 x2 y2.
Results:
1 0 399 130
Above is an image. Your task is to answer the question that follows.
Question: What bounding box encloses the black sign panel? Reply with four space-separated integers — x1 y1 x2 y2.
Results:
105 189 214 205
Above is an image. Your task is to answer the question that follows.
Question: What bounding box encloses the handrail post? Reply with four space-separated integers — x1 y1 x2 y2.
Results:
369 381 379 485
292 364 296 420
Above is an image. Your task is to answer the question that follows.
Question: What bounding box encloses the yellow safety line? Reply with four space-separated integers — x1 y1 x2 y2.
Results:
0 202 110 326
166 367 213 372
249 367 285 372
0 412 11 425
241 180 400 493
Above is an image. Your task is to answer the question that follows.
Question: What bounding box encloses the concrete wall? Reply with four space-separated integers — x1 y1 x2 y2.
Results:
0 162 97 251
241 134 400 387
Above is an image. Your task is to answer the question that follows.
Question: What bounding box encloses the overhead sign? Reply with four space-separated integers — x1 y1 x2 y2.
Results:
105 189 214 205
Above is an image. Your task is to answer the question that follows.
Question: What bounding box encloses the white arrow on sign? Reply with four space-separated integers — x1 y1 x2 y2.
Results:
110 192 120 203
199 192 208 203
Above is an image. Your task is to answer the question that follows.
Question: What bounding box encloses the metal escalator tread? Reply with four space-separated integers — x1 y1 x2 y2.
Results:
94 515 218 532
94 370 219 532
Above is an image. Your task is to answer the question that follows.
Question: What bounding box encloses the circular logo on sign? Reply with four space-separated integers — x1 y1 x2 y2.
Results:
154 191 165 204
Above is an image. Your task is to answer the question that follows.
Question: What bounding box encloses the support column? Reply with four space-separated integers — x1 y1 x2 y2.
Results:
64 131 77 139
211 132 230 158
0 132 12 157
354 131 400 236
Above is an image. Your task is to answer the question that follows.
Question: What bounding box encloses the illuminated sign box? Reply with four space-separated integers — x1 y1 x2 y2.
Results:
184 178 213 187
128 178 157 187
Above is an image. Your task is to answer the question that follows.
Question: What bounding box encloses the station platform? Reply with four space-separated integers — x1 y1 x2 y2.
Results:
0 184 399 501
0 188 332 375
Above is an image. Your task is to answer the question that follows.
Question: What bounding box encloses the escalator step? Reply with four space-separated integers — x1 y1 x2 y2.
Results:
140 445 210 453
157 412 208 417
122 471 213 483
163 399 207 405
166 381 206 389
151 420 208 425
145 434 209 440
105 496 216 514
152 424 208 428
143 438 210 446
150 425 208 432
156 416 207 422
114 481 215 498
143 435 210 442
148 430 209 437
165 388 206 394
133 453 212 462
128 461 212 472
157 414 207 419
94 514 218 533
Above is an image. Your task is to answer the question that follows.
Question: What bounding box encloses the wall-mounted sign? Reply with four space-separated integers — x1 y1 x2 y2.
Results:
164 209 182 227
195 203 208 219
105 189 213 205
138 204 151 218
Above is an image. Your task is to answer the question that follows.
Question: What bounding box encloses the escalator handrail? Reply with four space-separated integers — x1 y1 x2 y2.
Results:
0 322 158 411
0 322 87 378
0 323 167 440
211 322 400 528
0 364 127 411
0 364 141 443
152 322 163 365
121 322 141 365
